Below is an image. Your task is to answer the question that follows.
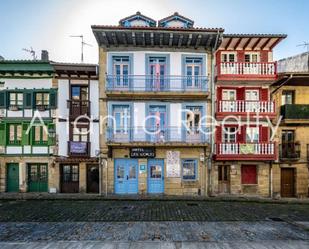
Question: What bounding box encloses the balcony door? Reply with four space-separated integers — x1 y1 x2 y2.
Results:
218 165 230 194
245 90 259 112
70 85 89 117
112 105 130 142
222 127 237 154
244 53 259 74
60 165 79 193
185 58 202 89
185 106 202 142
113 56 129 89
222 89 237 112
148 57 166 91
281 130 296 159
148 105 167 142
221 53 236 74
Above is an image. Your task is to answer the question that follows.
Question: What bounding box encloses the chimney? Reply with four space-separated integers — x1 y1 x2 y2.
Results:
41 50 49 61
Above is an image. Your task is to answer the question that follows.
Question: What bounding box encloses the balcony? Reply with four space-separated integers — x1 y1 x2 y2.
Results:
105 75 209 99
216 100 275 118
215 143 276 161
67 100 90 119
281 104 309 122
216 62 277 81
279 143 301 161
106 126 209 145
68 141 90 157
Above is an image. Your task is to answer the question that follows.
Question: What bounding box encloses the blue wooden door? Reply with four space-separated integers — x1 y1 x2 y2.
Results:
114 159 138 194
148 159 164 194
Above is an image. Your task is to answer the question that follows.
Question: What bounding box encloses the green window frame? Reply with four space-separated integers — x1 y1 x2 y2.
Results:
33 125 48 145
8 124 22 145
9 92 23 108
35 92 50 109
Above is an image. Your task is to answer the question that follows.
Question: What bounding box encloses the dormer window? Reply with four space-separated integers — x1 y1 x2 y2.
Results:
158 12 194 28
119 11 156 27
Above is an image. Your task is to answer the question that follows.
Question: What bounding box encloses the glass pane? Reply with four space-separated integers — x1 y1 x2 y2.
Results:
30 165 38 181
42 127 48 141
80 88 88 100
35 126 41 141
17 93 23 105
40 165 47 181
117 165 125 179
9 125 15 141
36 93 43 105
129 165 136 179
229 54 235 62
44 93 49 105
71 87 80 100
183 160 196 180
73 135 80 142
16 125 22 141
150 165 161 179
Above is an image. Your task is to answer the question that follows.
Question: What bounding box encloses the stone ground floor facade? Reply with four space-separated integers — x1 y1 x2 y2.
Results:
0 151 308 198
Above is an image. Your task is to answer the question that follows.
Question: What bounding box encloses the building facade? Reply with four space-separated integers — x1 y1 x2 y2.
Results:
0 60 57 192
212 34 286 197
92 12 223 196
271 73 309 198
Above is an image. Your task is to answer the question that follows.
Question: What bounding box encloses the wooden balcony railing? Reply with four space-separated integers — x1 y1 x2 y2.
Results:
106 75 208 92
68 141 90 157
279 143 301 161
215 143 276 160
217 100 275 114
67 100 90 118
217 62 277 76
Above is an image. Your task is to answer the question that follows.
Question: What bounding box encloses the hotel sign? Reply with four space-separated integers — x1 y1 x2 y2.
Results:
130 147 155 158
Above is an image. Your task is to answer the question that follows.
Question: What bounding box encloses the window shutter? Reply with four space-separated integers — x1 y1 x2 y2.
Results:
237 125 246 143
0 123 6 145
237 87 245 100
260 88 268 101
217 87 222 101
260 51 268 63
48 123 55 145
0 91 7 108
259 126 268 142
237 51 245 63
22 123 30 145
24 91 33 109
241 165 257 184
216 125 222 143
49 90 57 109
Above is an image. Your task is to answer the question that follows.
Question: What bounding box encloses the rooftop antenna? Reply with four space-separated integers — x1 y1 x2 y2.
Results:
70 35 92 63
22 47 37 60
297 41 309 52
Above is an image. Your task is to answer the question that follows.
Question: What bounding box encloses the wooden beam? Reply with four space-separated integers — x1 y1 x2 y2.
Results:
150 32 154 47
169 33 174 46
132 32 136 46
101 32 109 46
122 33 128 46
243 37 252 50
225 37 233 50
187 34 192 47
142 32 146 47
234 38 242 50
269 38 282 50
195 34 202 49
159 33 164 47
111 32 118 46
206 35 213 48
260 38 271 50
178 34 183 47
251 37 262 50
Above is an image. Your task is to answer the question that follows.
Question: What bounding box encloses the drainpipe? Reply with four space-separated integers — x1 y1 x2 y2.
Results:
207 30 221 196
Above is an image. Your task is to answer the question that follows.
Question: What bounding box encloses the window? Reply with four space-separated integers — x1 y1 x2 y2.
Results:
71 86 88 101
241 165 257 184
35 93 49 107
185 57 202 87
148 56 167 90
245 53 259 63
245 90 259 101
186 106 201 132
9 92 23 107
282 130 295 143
112 105 130 133
282 90 294 105
218 165 229 181
33 125 48 145
182 159 197 180
223 127 237 143
113 56 130 86
8 124 22 145
221 53 235 62
246 127 259 143
72 127 88 142
222 90 236 101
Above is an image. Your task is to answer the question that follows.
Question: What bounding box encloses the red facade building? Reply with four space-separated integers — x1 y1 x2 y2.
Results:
212 34 286 196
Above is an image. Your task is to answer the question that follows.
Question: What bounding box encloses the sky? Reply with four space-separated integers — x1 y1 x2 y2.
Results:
0 0 308 63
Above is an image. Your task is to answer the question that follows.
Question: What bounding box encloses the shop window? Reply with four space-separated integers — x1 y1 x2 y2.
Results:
182 159 197 180
241 165 257 184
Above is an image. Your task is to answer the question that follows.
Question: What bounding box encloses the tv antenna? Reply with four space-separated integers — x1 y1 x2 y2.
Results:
22 47 37 60
297 41 309 52
70 35 92 63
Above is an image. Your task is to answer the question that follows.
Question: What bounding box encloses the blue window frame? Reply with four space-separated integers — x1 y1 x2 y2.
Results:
112 105 130 133
182 159 197 180
112 56 130 86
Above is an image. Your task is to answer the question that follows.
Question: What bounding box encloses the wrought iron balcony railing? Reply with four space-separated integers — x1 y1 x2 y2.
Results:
106 75 208 92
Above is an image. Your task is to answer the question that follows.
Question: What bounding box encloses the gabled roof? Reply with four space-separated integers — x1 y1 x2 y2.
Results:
119 11 156 27
158 12 194 28
0 60 54 75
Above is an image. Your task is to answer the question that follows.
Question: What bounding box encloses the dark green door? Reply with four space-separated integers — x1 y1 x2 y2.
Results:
28 164 48 192
6 163 19 192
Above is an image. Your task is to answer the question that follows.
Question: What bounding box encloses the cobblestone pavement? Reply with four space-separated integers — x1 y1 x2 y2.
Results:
0 221 308 242
0 200 308 222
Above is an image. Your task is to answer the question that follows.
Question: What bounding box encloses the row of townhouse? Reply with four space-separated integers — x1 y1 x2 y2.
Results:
0 12 308 198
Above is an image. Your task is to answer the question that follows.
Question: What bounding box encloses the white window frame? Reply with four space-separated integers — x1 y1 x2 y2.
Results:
246 127 259 143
